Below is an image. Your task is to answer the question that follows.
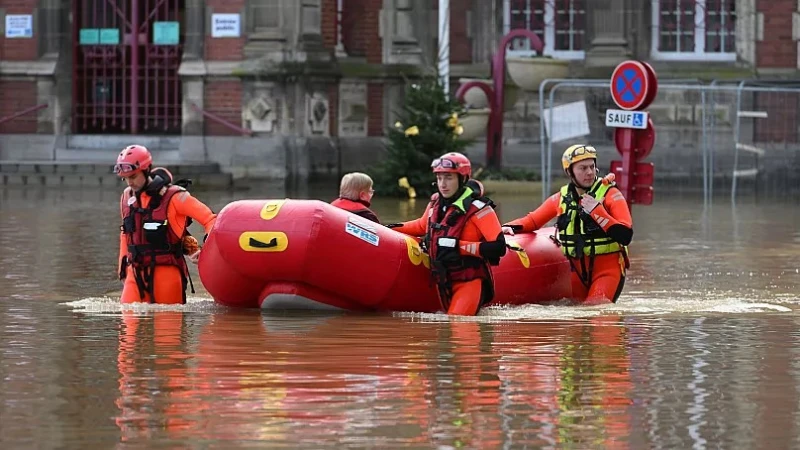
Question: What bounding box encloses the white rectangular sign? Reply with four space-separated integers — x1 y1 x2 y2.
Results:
542 100 591 143
605 109 649 129
5 15 33 38
211 14 241 38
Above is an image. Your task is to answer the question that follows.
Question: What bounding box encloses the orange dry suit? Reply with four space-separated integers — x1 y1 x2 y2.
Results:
392 185 506 315
505 178 633 304
118 183 216 304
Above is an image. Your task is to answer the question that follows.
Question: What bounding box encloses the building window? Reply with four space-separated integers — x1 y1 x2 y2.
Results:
651 0 736 61
503 0 586 60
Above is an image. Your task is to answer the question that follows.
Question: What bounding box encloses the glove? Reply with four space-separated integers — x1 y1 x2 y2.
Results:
385 223 403 229
501 224 523 235
118 256 128 281
580 195 601 214
479 234 507 266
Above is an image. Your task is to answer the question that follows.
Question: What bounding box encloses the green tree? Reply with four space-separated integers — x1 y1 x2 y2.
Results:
372 76 472 198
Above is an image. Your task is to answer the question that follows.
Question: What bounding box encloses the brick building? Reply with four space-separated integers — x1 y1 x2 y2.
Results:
0 0 795 179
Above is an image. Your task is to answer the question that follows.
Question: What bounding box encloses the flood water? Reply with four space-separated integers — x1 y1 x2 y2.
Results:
2 184 800 448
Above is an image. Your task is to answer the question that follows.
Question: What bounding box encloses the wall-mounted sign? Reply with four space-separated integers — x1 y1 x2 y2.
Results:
99 29 120 45
211 14 241 38
5 15 33 38
79 28 120 45
153 21 179 45
79 28 99 45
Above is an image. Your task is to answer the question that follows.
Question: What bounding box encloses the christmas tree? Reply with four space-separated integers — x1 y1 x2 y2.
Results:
372 76 472 198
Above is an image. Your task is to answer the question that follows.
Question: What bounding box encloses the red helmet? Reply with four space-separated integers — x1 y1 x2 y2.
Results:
114 145 152 177
431 152 471 178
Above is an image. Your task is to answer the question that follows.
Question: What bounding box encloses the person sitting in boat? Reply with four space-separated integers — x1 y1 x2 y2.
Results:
386 152 507 316
502 144 633 305
331 172 380 223
115 144 217 304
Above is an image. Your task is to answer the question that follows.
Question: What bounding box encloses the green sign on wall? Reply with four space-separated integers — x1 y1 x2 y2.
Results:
153 21 179 45
79 28 99 45
79 28 120 45
99 28 120 45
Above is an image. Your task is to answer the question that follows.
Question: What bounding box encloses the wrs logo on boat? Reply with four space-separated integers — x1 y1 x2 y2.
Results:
345 220 380 246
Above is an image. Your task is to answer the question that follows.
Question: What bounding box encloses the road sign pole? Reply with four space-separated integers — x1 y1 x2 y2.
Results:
609 59 658 207
622 146 635 204
616 127 634 201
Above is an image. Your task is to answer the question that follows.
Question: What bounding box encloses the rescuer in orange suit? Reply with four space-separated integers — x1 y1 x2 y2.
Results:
386 152 507 316
115 144 217 304
503 144 633 305
330 172 380 223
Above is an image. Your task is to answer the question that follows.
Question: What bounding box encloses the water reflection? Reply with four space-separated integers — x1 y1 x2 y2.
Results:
105 307 646 448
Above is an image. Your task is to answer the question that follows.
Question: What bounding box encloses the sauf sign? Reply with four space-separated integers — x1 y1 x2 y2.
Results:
605 110 649 130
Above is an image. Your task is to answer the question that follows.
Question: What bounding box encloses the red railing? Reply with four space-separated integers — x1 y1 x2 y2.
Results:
0 103 48 128
190 103 253 137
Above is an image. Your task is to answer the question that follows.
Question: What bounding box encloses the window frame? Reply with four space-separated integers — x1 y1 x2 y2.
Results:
502 0 586 60
650 0 737 61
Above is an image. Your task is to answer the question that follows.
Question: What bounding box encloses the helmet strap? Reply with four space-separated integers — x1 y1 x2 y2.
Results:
567 167 595 191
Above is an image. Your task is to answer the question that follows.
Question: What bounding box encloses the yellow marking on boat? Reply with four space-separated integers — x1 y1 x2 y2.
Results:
405 237 430 269
508 242 530 268
239 232 288 252
260 200 285 220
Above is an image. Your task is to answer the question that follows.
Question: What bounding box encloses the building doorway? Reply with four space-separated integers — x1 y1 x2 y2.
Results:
72 0 184 134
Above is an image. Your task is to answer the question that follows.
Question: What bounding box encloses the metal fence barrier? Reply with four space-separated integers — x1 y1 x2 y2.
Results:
536 80 800 203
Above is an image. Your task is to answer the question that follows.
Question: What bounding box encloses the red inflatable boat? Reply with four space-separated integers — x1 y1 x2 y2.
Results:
198 199 572 312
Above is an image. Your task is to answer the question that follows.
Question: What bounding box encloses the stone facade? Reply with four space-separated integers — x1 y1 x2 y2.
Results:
0 0 797 182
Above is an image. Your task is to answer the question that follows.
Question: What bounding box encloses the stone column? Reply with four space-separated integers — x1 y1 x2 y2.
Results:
183 0 204 59
471 0 498 65
244 0 289 59
37 78 56 133
176 57 206 138
382 0 423 64
335 0 347 57
40 0 66 133
584 0 631 68
736 0 757 67
301 0 322 36
298 0 327 56
39 0 62 57
179 0 206 138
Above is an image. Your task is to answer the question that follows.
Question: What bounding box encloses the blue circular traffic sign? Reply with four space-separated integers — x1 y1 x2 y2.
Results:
610 61 652 111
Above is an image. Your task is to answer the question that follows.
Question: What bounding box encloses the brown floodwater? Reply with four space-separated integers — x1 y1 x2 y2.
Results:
1 185 799 448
